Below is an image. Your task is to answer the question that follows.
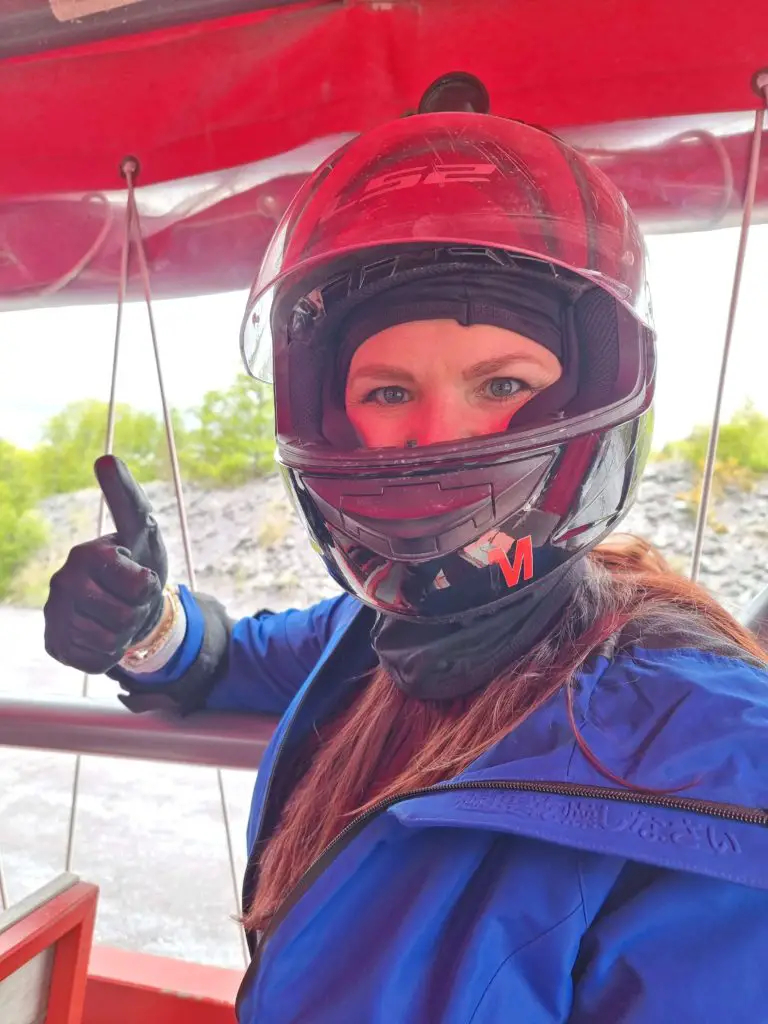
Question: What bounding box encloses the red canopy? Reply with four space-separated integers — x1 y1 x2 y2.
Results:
2 0 768 305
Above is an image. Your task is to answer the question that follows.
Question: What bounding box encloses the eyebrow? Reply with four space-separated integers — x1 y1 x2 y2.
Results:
347 363 418 385
461 355 529 380
347 353 550 387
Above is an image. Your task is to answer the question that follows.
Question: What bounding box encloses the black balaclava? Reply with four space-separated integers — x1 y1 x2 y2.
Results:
331 270 586 701
371 559 587 700
332 270 579 422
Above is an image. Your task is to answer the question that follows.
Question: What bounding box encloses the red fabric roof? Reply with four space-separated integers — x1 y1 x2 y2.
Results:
2 0 767 196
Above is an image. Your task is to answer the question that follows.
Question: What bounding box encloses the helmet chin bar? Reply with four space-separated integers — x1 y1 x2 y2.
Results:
301 452 555 562
285 417 651 622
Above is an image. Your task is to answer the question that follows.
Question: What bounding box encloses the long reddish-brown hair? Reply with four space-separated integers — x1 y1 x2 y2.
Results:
245 534 765 932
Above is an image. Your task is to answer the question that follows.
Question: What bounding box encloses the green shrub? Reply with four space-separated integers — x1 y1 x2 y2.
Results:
25 376 275 495
0 442 48 598
0 375 277 599
0 499 48 601
0 506 48 599
33 400 185 494
0 440 41 510
662 401 768 478
660 401 768 521
179 375 275 487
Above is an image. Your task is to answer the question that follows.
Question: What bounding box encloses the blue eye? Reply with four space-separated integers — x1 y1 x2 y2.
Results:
367 386 409 405
485 378 523 399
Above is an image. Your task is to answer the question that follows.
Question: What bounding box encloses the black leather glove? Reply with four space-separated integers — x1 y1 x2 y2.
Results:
44 455 169 675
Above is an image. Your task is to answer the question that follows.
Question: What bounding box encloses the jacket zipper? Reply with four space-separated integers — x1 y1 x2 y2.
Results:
236 774 768 1015
257 777 768 950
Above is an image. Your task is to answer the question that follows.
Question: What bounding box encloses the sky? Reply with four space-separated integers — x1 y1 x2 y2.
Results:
1 223 767 453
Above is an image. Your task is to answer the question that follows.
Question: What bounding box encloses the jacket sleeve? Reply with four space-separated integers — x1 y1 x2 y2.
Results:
109 585 360 716
569 862 768 1021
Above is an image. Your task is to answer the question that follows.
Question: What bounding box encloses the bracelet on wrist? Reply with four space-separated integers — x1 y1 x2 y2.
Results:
119 586 184 674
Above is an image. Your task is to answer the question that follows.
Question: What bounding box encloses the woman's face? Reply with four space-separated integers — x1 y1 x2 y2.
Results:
344 319 562 449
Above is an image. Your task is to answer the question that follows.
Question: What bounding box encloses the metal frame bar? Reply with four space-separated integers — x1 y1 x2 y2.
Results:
0 565 764 774
1 573 763 775
0 696 276 771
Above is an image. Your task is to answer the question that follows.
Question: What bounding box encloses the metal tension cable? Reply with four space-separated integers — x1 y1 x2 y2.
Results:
690 76 768 580
64 156 250 968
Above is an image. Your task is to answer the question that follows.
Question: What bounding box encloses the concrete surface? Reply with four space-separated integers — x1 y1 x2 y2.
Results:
0 606 255 970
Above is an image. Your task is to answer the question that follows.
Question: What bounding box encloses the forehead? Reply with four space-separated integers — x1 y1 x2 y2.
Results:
348 319 547 362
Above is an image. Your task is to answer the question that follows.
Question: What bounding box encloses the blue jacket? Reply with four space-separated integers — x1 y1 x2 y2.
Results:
144 587 768 1023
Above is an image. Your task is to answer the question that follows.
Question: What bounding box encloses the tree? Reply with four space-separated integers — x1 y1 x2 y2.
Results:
179 374 276 487
33 400 185 493
0 378 278 598
0 439 40 510
0 441 47 599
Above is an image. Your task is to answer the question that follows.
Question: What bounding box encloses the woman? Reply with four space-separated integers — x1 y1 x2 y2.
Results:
44 114 768 1022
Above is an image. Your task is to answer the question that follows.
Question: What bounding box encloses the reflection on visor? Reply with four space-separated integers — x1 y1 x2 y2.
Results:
329 528 538 617
241 284 276 383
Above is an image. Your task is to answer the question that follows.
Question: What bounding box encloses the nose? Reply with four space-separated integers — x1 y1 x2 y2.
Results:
414 394 475 446
409 393 516 447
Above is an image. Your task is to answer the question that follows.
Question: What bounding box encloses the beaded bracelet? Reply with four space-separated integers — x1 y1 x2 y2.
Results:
119 585 185 674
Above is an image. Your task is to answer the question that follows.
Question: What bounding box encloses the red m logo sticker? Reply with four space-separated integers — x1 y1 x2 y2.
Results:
487 535 534 589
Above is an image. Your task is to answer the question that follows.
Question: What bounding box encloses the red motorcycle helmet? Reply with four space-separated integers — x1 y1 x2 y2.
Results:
241 113 655 622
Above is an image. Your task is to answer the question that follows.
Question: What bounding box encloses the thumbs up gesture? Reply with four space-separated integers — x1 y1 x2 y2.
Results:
44 456 169 674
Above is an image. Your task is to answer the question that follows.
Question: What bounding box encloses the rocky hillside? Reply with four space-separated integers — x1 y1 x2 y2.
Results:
12 459 768 619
